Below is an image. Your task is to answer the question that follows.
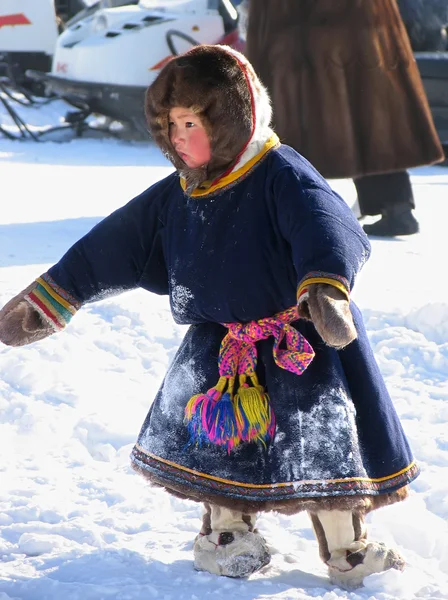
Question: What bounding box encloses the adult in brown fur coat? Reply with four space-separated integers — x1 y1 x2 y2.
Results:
245 0 445 236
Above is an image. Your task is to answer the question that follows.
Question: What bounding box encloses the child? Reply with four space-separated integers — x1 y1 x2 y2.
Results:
0 45 418 590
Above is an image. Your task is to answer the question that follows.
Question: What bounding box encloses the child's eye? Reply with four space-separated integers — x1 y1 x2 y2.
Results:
185 122 195 128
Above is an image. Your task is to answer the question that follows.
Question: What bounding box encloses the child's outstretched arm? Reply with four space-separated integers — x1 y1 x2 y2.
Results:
0 179 171 347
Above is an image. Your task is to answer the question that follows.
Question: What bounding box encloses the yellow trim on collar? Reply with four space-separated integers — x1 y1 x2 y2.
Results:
180 133 280 197
297 278 350 301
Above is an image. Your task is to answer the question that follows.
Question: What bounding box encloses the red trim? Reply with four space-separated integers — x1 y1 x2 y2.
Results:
297 287 309 302
0 13 31 28
217 30 246 53
28 293 63 330
150 55 173 71
209 53 257 188
151 31 245 72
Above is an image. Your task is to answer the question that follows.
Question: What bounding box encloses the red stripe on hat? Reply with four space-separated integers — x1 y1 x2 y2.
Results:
150 56 173 71
209 52 257 187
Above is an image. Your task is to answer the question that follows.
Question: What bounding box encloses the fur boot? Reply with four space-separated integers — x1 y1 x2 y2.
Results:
310 509 405 590
193 504 270 578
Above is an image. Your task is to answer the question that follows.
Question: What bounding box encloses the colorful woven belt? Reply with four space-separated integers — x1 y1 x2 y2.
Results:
185 306 315 452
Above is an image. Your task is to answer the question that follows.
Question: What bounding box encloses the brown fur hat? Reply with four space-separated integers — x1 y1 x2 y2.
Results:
145 44 272 193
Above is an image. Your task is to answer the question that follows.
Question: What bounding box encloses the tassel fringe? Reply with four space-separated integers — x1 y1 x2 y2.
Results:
184 374 276 453
184 305 314 453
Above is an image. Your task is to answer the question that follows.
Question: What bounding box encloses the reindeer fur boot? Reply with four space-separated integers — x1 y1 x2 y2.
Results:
193 504 270 578
310 509 405 590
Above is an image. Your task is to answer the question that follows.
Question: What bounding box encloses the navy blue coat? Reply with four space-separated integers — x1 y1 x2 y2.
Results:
45 144 418 504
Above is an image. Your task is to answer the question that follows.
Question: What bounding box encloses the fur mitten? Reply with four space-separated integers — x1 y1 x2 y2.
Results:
297 283 357 349
0 283 55 347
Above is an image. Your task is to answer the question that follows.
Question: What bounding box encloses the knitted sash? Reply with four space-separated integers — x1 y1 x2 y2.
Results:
184 306 315 452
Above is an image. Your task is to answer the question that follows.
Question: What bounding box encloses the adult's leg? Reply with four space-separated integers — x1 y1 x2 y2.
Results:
309 509 405 589
354 171 419 236
193 503 271 577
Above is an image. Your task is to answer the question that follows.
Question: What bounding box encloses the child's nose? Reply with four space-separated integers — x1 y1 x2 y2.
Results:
171 130 184 146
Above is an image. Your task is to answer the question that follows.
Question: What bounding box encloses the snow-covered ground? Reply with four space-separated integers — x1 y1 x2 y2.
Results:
1 96 448 600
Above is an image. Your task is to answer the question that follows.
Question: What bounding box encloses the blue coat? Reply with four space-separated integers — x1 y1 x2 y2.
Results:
43 143 418 505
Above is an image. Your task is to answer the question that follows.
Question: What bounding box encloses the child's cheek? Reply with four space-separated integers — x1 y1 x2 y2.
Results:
191 130 211 165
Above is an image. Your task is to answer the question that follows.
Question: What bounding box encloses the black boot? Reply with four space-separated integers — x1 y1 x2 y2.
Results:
363 205 419 237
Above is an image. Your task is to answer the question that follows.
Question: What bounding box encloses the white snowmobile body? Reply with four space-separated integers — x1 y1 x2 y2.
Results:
0 0 58 56
0 0 105 92
53 0 237 85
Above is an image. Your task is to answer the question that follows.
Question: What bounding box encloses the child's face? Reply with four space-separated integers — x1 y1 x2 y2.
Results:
169 107 211 169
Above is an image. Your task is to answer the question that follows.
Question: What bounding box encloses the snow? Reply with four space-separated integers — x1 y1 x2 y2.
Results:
1 97 448 599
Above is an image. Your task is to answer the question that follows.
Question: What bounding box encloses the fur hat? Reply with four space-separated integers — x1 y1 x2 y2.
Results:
145 44 272 193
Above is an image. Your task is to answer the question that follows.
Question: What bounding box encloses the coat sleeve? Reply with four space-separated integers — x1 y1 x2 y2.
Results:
272 165 371 302
24 177 173 332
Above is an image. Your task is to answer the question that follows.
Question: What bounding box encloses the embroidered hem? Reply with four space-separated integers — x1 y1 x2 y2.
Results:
131 445 419 500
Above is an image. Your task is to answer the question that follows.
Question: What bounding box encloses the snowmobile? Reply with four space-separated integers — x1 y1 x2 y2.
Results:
0 0 96 94
396 1 448 148
25 0 244 136
0 0 141 140
414 52 448 148
394 1 448 148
